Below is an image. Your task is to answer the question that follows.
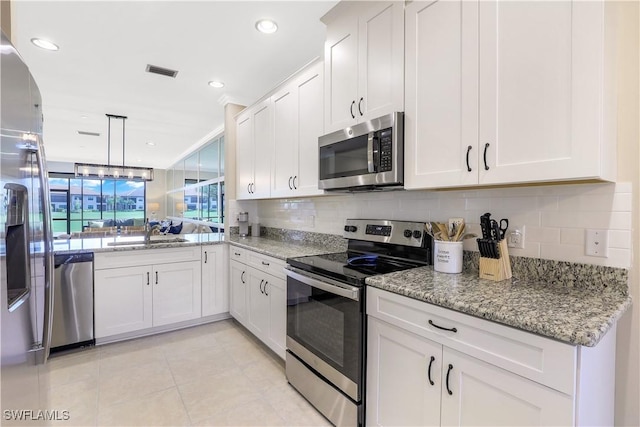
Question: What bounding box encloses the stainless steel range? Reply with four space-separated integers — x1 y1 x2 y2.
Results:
285 219 432 427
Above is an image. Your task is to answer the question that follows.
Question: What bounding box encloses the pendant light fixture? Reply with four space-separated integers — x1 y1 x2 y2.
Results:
75 114 154 181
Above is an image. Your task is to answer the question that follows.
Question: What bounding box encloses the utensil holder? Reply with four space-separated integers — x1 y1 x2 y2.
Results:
479 240 512 281
434 241 463 273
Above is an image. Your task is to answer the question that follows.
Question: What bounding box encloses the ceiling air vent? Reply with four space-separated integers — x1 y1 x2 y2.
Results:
145 64 179 78
77 130 101 137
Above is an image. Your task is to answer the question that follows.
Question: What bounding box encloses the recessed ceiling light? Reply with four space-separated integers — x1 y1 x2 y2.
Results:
255 19 278 34
81 115 88 119
146 142 155 146
208 81 225 88
31 38 59 51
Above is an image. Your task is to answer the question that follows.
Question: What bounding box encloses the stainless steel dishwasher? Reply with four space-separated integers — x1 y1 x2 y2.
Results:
51 252 95 351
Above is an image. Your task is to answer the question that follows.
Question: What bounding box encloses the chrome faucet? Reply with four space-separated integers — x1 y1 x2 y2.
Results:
144 219 161 244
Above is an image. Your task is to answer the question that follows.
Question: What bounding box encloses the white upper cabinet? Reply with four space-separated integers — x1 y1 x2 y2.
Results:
271 60 324 198
236 111 254 199
405 0 616 190
236 99 273 200
323 1 404 133
405 0 478 189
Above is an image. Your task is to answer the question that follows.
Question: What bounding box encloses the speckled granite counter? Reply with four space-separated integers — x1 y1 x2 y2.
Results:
228 235 342 261
366 266 631 347
53 233 224 254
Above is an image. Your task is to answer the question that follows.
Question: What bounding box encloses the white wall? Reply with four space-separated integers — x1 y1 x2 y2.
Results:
245 182 632 267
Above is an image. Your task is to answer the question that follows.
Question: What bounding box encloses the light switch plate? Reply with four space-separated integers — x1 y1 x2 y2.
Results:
585 229 609 258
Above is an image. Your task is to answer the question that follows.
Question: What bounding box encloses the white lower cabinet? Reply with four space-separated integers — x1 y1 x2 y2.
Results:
229 246 286 359
367 318 442 426
94 266 153 338
201 245 228 317
229 259 247 322
367 287 616 427
94 248 202 340
441 348 573 427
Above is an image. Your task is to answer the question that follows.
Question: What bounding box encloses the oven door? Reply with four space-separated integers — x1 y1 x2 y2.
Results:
285 266 364 402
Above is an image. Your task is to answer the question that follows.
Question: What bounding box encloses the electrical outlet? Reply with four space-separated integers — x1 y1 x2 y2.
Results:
506 226 525 249
585 229 609 258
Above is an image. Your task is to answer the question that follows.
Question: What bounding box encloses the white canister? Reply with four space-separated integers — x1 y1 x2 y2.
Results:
251 223 261 237
433 241 463 273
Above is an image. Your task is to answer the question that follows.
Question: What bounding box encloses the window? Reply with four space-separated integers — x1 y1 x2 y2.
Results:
48 174 146 235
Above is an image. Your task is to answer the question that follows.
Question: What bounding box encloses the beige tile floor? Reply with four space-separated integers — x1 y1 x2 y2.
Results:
38 320 331 426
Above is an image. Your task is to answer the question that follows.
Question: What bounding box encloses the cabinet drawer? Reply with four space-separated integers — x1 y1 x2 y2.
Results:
95 247 201 270
246 252 286 279
229 246 246 263
367 287 577 395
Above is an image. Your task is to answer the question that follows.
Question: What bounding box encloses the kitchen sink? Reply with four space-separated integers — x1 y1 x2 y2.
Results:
107 236 190 246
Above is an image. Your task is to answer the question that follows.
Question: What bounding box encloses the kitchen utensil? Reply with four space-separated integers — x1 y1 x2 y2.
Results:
435 222 450 241
480 213 492 240
452 223 466 242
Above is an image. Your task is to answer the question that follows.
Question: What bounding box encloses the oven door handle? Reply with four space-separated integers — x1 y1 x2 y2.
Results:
285 266 360 301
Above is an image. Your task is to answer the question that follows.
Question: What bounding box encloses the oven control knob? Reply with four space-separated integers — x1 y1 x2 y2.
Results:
403 229 412 238
413 230 422 239
345 225 358 233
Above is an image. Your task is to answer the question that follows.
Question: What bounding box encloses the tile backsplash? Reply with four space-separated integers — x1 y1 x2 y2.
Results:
229 182 632 269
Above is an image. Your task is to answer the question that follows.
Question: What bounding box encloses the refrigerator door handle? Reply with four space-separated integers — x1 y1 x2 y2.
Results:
34 137 55 364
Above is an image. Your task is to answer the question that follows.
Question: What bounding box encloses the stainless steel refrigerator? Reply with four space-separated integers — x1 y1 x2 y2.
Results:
1 30 55 414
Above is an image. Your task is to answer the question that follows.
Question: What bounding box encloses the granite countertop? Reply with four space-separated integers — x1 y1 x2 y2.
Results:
228 235 339 261
366 266 632 347
53 232 224 254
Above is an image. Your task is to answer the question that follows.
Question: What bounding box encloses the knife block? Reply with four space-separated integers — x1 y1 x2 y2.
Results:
479 239 512 281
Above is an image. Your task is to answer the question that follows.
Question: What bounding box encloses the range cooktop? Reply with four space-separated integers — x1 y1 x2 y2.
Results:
287 251 426 286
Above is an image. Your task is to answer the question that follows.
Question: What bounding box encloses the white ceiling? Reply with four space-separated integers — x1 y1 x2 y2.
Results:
11 1 336 170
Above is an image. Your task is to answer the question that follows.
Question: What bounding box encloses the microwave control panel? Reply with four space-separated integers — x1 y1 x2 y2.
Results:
377 128 393 172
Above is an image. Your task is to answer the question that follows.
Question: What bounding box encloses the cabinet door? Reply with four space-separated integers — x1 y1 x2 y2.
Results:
247 269 269 336
152 261 201 327
478 1 605 184
367 318 442 427
324 14 359 132
440 348 574 427
295 62 324 197
229 260 247 323
201 245 228 317
94 266 152 338
236 111 254 199
271 85 297 198
404 0 479 189
252 99 273 199
357 1 405 122
264 276 286 360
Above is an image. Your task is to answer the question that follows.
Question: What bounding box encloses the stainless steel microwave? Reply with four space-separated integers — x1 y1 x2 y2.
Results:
318 112 404 191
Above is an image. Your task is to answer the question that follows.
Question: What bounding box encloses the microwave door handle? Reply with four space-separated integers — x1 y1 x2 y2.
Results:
367 133 375 173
